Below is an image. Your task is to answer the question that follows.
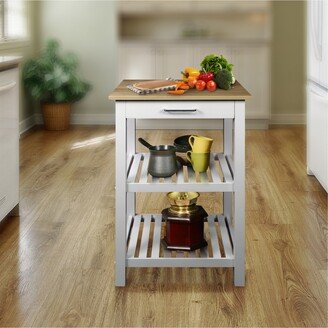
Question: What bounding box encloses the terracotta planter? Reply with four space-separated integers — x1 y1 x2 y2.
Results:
41 103 71 131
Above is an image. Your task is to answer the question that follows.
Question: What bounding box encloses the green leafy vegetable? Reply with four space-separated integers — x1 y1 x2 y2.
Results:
200 54 222 74
200 54 233 74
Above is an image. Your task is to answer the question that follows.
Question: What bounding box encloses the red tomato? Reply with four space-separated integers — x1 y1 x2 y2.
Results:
206 80 217 92
195 80 206 91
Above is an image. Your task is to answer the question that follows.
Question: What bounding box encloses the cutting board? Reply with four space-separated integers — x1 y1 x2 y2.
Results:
127 80 177 95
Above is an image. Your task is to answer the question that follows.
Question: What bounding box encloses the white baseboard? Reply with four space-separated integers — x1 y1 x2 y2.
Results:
34 113 115 125
20 113 305 132
270 113 306 125
23 114 269 130
19 114 36 135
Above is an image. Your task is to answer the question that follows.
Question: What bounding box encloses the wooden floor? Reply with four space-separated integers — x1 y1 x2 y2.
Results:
0 126 327 327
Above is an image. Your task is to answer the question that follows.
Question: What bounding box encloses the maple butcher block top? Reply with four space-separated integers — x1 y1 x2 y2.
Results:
109 80 251 101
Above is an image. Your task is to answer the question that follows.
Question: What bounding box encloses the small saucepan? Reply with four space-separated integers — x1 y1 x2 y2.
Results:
138 138 182 178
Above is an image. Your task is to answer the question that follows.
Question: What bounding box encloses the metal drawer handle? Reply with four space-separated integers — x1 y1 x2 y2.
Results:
0 81 16 93
163 109 198 113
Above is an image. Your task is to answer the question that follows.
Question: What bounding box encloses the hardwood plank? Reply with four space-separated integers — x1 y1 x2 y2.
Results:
0 126 326 328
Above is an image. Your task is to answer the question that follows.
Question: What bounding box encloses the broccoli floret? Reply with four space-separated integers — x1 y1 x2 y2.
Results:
214 69 233 90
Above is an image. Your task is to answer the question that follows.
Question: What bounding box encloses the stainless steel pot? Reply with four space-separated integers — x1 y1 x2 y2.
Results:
138 138 178 178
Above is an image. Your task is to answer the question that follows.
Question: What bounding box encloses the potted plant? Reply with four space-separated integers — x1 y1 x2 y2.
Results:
23 39 91 130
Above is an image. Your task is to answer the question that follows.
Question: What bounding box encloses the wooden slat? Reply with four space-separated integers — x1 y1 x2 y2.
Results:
127 154 142 183
163 247 172 258
219 217 233 258
176 167 184 184
210 153 222 183
200 247 208 258
138 215 151 258
187 166 196 183
208 215 221 259
152 176 160 183
139 154 150 183
226 154 234 178
126 215 133 241
126 215 141 258
199 172 208 183
163 176 172 183
127 257 234 268
188 250 197 258
151 215 162 258
218 153 233 182
126 154 133 177
175 251 185 258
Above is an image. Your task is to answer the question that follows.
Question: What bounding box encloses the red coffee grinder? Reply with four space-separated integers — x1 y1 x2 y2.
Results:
162 192 208 251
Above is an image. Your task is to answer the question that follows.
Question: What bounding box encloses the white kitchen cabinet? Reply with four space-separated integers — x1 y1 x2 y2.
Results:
119 1 195 15
156 45 194 80
307 84 328 192
0 67 19 222
233 45 270 119
118 43 156 82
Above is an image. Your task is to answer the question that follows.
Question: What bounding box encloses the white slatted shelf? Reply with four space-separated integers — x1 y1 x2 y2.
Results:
126 214 234 268
127 153 234 192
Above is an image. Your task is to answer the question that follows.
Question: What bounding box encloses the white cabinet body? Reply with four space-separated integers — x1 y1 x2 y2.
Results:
0 67 19 222
307 84 328 192
118 44 156 80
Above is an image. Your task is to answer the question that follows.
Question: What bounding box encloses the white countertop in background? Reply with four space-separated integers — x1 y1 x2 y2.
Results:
0 56 22 71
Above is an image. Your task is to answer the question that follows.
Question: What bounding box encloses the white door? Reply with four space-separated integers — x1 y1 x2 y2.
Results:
233 45 270 119
308 0 328 88
118 43 156 81
307 84 328 191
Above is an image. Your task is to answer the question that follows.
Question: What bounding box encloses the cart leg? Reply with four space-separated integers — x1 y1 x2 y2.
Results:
223 119 233 225
126 119 136 219
115 102 127 287
233 102 245 286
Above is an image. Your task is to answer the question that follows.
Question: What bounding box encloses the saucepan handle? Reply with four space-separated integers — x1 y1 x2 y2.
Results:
138 138 153 149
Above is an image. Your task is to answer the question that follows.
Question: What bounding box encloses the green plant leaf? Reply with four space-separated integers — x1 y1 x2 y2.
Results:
23 38 91 103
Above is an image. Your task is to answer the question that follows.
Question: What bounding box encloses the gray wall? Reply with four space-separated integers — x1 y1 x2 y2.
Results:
39 0 118 120
271 0 306 116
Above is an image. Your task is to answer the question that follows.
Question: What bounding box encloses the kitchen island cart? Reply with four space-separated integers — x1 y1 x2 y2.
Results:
109 80 250 287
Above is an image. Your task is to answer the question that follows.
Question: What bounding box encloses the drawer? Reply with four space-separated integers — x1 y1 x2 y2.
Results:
124 101 235 119
0 68 19 120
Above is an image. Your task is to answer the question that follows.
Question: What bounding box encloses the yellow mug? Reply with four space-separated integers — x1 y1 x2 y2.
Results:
186 151 210 173
188 135 213 153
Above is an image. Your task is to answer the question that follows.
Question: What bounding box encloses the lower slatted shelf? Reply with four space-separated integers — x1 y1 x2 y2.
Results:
126 214 234 268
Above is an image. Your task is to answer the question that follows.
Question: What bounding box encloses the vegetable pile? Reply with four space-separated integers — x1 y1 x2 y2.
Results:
168 53 235 95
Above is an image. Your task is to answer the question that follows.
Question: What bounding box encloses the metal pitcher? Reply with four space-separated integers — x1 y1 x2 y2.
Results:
138 138 178 178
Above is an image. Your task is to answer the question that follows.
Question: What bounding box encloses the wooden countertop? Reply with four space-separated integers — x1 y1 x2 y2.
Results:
109 80 251 101
0 56 22 72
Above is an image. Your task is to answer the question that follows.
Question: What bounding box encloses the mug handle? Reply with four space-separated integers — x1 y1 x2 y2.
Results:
188 136 195 148
186 151 192 163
